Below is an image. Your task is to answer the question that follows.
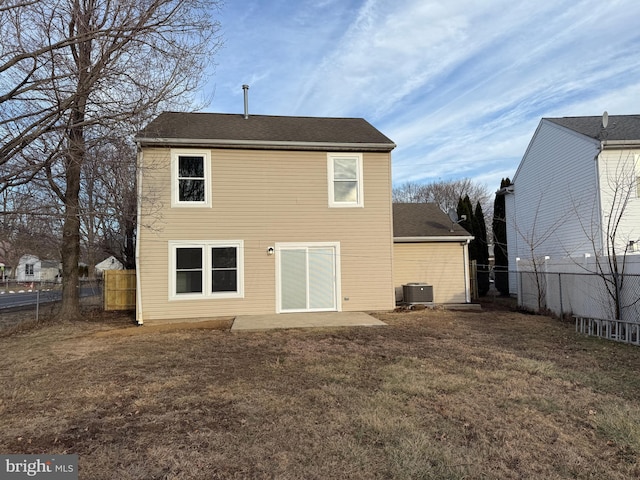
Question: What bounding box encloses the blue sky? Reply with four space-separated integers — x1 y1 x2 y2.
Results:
199 0 640 190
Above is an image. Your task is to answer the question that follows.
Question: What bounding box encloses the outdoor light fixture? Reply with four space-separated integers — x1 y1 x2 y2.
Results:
267 247 275 256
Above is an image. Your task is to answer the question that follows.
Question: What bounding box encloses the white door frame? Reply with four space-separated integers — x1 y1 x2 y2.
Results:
275 242 341 313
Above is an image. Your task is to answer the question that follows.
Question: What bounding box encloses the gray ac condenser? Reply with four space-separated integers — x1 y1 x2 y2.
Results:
402 283 434 304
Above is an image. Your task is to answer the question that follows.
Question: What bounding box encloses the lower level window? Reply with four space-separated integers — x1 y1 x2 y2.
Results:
176 248 203 294
212 247 238 292
170 241 243 299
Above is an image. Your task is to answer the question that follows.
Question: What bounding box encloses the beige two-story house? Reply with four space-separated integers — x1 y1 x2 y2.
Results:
135 112 396 324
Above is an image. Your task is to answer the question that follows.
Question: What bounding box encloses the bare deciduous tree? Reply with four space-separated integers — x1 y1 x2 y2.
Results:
0 185 61 278
1 0 222 318
393 178 493 221
572 150 640 320
515 205 565 311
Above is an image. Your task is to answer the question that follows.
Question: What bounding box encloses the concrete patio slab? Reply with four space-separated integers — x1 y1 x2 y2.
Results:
231 311 386 331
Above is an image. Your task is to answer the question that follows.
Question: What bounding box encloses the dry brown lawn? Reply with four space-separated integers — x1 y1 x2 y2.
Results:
1 300 639 479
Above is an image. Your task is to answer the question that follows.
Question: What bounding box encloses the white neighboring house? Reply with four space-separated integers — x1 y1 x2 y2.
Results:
503 114 640 294
95 256 124 275
16 254 61 282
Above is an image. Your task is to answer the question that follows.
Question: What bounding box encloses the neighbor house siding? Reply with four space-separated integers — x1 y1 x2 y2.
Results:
393 243 467 304
597 147 640 254
138 147 394 323
508 121 601 291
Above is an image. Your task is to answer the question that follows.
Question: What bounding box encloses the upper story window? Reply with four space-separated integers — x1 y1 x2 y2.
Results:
327 153 364 208
25 264 34 276
171 149 211 207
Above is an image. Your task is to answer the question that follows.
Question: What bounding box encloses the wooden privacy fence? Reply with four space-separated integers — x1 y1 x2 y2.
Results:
469 260 478 300
104 270 136 311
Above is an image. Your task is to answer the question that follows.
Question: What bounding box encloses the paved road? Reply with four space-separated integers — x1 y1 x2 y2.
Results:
0 286 101 310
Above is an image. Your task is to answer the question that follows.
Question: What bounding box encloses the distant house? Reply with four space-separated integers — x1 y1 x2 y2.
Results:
393 203 474 304
16 254 61 282
135 111 396 325
95 256 124 275
504 115 640 293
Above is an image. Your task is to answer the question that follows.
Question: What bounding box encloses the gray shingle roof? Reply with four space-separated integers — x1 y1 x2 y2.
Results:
546 115 640 141
136 112 395 151
393 203 472 238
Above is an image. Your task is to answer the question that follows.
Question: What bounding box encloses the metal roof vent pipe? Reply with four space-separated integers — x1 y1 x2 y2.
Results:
242 84 249 119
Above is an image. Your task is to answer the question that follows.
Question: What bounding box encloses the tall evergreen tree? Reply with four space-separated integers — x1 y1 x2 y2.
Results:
457 195 474 246
493 178 511 295
474 201 490 296
457 195 491 297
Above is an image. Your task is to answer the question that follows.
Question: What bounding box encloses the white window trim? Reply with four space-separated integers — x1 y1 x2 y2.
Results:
275 241 342 313
171 149 211 208
327 153 364 208
169 240 244 301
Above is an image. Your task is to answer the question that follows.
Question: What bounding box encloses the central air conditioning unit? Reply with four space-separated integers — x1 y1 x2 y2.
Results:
403 283 434 304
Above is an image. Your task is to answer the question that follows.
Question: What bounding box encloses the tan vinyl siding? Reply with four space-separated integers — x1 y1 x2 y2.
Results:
393 242 467 304
138 147 394 323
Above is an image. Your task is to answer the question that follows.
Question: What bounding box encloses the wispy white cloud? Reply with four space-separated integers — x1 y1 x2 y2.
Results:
203 0 640 189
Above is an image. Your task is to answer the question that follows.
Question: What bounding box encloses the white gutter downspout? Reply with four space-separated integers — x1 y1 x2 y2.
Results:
463 238 471 303
595 142 604 255
135 144 144 325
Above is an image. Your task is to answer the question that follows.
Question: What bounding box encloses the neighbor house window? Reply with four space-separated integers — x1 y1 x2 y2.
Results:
327 153 363 207
170 241 243 300
25 264 34 276
171 149 211 207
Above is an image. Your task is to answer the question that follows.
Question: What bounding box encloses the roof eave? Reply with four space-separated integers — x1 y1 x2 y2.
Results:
394 236 474 243
602 139 640 148
136 137 396 152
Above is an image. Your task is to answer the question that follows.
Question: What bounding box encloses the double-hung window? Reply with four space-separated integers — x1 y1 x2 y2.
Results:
211 246 238 292
170 241 243 300
175 247 203 294
328 153 364 207
171 149 211 207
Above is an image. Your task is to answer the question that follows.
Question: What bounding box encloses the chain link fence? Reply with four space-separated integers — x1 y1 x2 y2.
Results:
0 278 102 329
515 269 640 322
